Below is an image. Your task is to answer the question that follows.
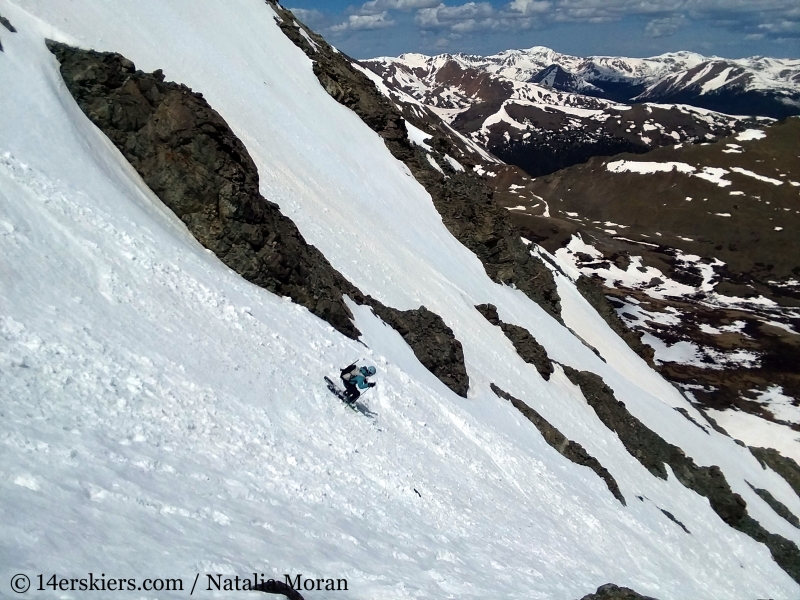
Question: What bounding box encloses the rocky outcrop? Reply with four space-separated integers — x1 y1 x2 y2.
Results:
578 583 658 600
0 14 16 52
372 304 469 397
476 304 553 380
672 407 709 435
748 482 800 528
575 276 654 365
563 365 800 583
48 40 361 338
492 384 625 505
49 41 470 397
268 2 562 322
659 509 691 534
750 447 800 502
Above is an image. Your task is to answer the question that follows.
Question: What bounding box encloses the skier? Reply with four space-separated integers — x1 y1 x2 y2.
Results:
339 363 376 403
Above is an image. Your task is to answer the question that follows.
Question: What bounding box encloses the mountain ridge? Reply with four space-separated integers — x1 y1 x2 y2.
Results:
372 46 800 118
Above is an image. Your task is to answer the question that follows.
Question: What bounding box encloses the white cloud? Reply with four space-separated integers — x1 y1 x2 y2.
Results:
331 11 396 31
289 8 325 26
332 0 799 42
644 14 687 36
506 0 552 15
359 0 441 15
758 19 800 34
415 2 496 29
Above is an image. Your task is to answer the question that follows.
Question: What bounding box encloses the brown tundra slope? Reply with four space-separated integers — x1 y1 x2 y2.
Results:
501 118 800 450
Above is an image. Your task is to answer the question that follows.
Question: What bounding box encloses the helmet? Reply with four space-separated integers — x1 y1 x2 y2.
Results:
366 366 376 376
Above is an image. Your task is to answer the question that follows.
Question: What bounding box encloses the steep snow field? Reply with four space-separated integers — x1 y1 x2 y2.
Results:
1 1 800 598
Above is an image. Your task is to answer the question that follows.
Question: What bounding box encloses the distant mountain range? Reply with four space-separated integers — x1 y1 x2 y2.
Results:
367 47 800 118
362 47 782 177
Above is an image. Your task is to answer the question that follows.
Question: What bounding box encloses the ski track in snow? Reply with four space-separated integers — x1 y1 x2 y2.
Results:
0 1 799 598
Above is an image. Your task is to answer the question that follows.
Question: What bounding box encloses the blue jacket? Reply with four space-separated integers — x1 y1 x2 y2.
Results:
343 366 373 389
350 373 371 389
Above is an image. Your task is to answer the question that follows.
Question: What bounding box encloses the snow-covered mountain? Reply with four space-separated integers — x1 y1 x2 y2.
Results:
362 48 798 176
528 64 602 95
374 47 800 118
3 1 800 598
362 52 765 177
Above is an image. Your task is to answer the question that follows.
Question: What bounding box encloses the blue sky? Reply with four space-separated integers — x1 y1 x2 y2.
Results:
286 0 800 60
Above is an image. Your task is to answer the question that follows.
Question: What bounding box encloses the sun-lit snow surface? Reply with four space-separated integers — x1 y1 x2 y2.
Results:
1 1 800 598
706 409 800 465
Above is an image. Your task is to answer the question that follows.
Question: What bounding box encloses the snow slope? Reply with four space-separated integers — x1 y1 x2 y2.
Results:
1 1 800 598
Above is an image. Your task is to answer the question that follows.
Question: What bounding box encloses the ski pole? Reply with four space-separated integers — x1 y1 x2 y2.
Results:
342 356 366 369
360 380 378 400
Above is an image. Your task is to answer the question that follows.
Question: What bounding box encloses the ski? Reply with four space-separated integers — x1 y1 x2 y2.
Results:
324 377 359 410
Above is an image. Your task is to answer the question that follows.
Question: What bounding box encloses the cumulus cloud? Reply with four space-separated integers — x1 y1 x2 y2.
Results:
534 0 799 40
328 0 800 43
331 11 396 31
415 2 495 29
506 0 553 16
644 14 687 37
414 1 544 32
358 0 442 14
289 8 326 26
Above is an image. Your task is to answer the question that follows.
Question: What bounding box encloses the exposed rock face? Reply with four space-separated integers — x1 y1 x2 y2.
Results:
578 583 658 600
49 41 471 398
672 407 709 435
48 40 361 338
0 13 16 52
659 509 691 534
372 304 469 397
562 365 800 583
529 64 601 95
491 384 625 505
476 304 553 380
748 483 800 528
750 447 800 502
269 2 562 322
575 276 654 365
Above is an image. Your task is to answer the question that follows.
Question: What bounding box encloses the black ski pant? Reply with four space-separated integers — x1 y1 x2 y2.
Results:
342 380 360 402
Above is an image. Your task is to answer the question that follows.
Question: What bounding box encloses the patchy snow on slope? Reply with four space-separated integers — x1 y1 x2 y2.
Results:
443 153 464 172
607 160 695 175
695 167 732 187
555 235 712 299
405 119 433 151
617 299 682 327
731 166 784 186
736 129 767 141
294 21 318 52
642 333 760 370
699 320 748 335
425 152 444 174
1 2 800 599
700 66 734 94
753 386 800 425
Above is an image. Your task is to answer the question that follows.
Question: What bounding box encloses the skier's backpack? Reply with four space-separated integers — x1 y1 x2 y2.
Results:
340 363 358 382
